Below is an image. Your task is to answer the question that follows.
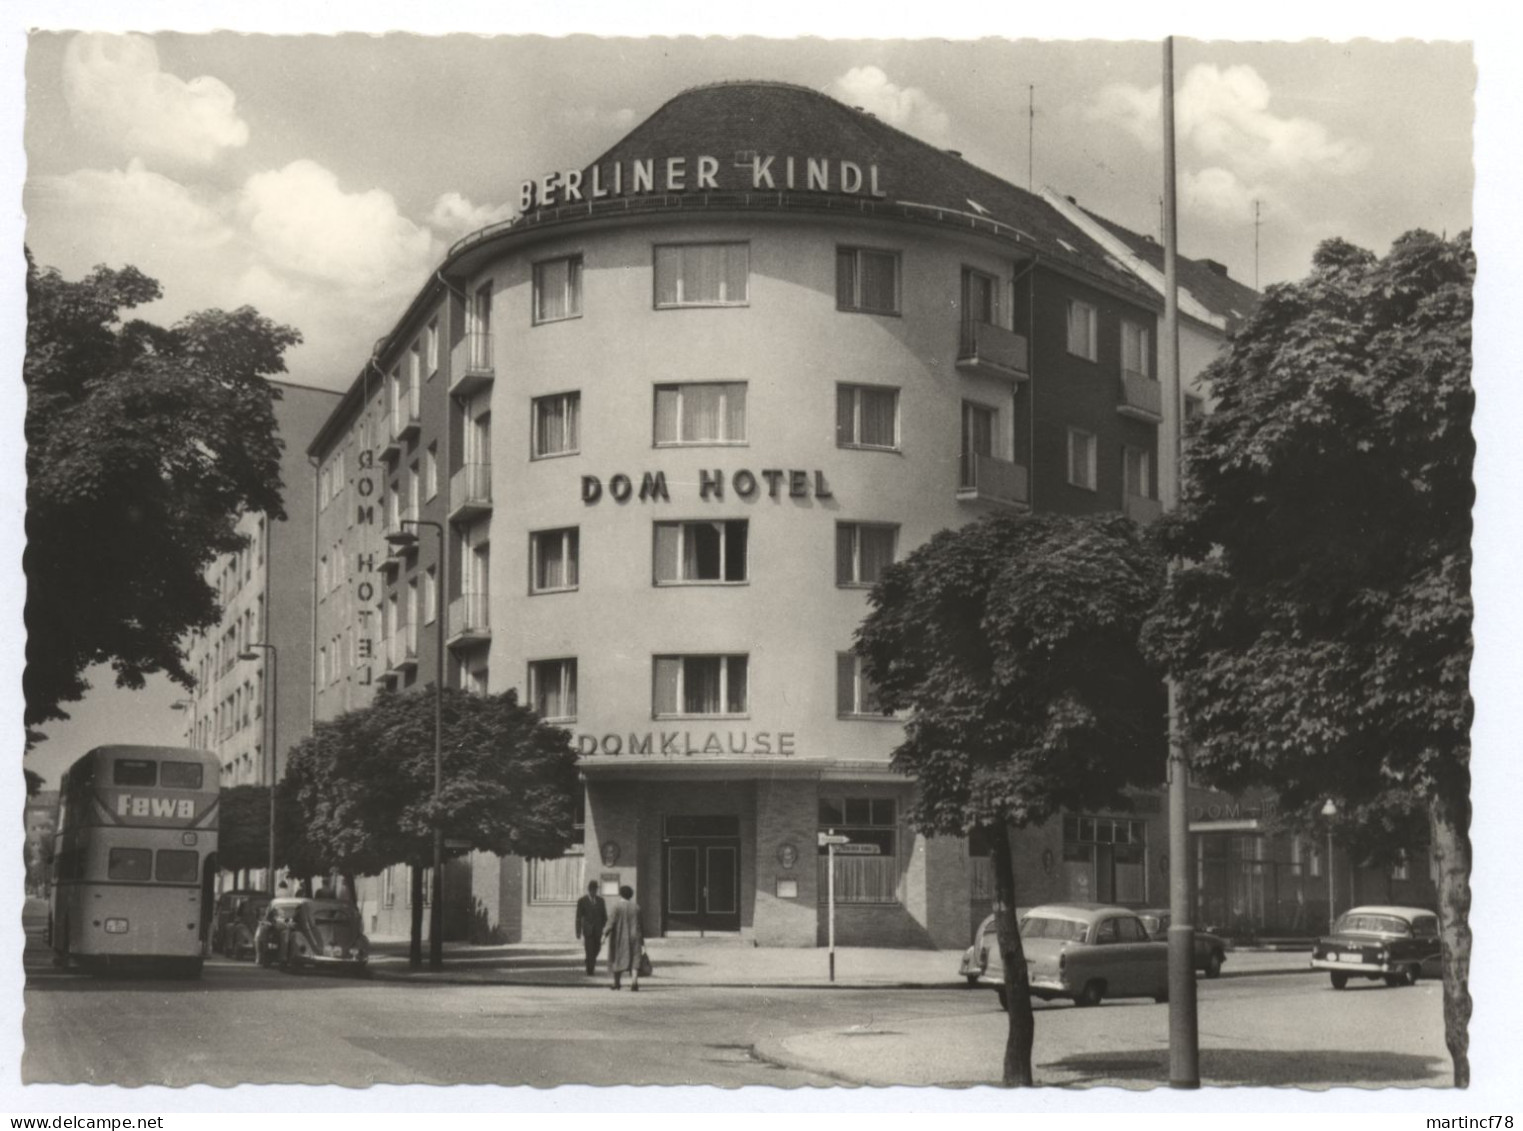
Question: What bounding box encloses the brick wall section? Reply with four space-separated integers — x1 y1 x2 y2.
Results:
753 779 818 946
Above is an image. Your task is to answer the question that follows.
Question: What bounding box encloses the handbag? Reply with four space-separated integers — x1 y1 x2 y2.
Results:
637 947 653 977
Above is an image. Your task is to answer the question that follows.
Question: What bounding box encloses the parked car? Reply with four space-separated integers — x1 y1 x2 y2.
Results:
975 903 1169 1008
1310 905 1441 990
210 890 269 958
957 911 1028 985
1136 909 1228 978
254 897 370 976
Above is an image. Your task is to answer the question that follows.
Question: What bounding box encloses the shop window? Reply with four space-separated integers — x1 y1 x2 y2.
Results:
654 243 749 307
1121 319 1152 379
836 523 897 587
837 247 901 314
836 384 899 450
529 658 577 722
533 255 583 324
529 856 586 904
1067 299 1099 361
532 391 580 458
1068 428 1097 490
530 527 579 593
836 652 892 718
1063 814 1147 905
654 382 746 445
653 654 748 717
654 520 748 584
817 796 899 903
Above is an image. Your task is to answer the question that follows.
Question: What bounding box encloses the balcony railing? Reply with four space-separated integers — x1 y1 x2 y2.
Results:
447 592 491 647
394 381 423 441
448 463 492 524
387 626 418 671
452 332 494 396
1123 494 1164 524
957 452 1030 507
1117 370 1163 423
955 320 1029 379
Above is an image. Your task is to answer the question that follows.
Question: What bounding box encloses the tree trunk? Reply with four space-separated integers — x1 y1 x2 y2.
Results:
409 862 424 970
1429 785 1472 1087
992 820 1036 1086
342 871 359 906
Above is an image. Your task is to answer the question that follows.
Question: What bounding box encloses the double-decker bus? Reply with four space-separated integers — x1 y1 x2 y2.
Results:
49 745 221 976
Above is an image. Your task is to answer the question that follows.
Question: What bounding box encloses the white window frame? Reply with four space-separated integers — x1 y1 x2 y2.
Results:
426 318 440 376
533 255 583 325
653 382 747 446
531 391 581 459
652 654 749 719
653 519 749 585
836 522 898 588
654 242 750 308
837 652 893 719
528 657 578 722
1067 427 1098 491
836 246 902 315
424 566 438 626
1067 299 1099 361
1121 319 1152 379
836 384 901 451
529 527 580 594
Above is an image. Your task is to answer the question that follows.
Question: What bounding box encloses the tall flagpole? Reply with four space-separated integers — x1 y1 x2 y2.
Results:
1162 34 1200 1090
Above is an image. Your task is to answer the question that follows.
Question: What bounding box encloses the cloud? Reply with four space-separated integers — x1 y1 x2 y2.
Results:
238 160 437 291
1182 166 1259 222
62 33 250 168
425 192 516 241
825 66 951 142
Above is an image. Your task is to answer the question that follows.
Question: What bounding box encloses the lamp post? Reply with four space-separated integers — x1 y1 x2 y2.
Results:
239 643 278 894
1321 799 1338 932
170 699 196 748
385 518 446 970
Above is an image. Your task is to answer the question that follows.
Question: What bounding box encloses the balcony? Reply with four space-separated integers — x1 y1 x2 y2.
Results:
387 626 418 673
378 412 402 464
1123 494 1164 525
955 320 1029 380
382 506 421 549
956 453 1030 507
446 592 491 649
1117 370 1163 423
448 463 492 525
451 332 494 397
394 384 423 442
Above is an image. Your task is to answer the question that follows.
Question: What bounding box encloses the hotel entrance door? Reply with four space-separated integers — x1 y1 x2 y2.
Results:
663 815 741 934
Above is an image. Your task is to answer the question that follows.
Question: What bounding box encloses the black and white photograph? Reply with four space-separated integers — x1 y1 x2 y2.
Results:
6 5 1517 1120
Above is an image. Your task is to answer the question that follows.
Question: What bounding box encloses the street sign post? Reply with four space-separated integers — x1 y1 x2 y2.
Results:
818 831 850 981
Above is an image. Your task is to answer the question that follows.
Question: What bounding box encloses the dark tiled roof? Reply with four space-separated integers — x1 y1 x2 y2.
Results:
522 80 1152 302
1083 207 1261 328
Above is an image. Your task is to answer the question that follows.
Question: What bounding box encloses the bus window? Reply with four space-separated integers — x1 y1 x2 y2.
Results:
113 760 157 787
160 762 205 790
108 847 153 881
155 850 199 883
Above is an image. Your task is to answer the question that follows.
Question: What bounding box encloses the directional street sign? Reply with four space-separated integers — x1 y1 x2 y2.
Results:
817 832 850 847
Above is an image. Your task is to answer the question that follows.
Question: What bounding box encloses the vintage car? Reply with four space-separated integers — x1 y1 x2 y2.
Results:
958 911 1027 984
975 903 1169 1008
1136 908 1228 978
1310 905 1441 989
210 890 270 960
254 897 370 975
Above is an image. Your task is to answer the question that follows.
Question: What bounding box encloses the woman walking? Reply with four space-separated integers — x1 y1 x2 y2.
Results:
603 885 643 991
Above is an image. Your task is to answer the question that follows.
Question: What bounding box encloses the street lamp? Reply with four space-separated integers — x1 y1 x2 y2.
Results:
1321 799 1338 933
385 518 446 970
239 643 278 895
170 699 196 748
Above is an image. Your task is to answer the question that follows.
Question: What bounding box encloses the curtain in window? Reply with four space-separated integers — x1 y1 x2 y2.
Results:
836 387 856 445
724 384 746 441
1124 447 1148 496
564 529 579 587
821 856 898 903
536 396 568 455
1068 302 1095 358
654 657 680 714
530 855 585 903
1070 433 1093 486
724 655 747 714
654 386 679 443
836 249 856 307
536 531 575 589
1121 322 1149 377
686 522 721 579
836 525 857 585
836 652 857 714
858 526 895 585
683 385 722 442
654 247 682 306
536 259 578 321
654 523 680 582
859 388 897 447
859 252 897 312
721 245 747 302
683 656 721 714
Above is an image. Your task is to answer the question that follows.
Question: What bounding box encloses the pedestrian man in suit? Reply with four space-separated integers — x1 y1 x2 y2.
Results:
575 881 608 976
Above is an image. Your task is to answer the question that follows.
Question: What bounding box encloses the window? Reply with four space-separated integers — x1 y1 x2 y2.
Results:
655 243 749 307
1184 394 1205 421
836 384 899 450
837 652 891 717
837 247 900 314
1063 815 1148 905
654 520 748 584
529 658 578 721
1068 428 1097 490
1123 445 1152 499
425 443 438 501
107 847 153 882
425 318 439 376
817 797 898 903
532 392 580 458
963 267 999 325
529 856 585 904
160 761 204 789
1067 299 1099 361
530 527 579 593
1121 319 1152 379
533 255 583 324
836 523 897 587
960 401 997 489
653 655 748 717
654 383 746 445
155 849 199 884
113 759 157 787
424 566 438 625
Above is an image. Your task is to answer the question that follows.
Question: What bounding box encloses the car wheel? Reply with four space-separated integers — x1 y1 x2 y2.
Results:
1407 963 1421 985
1204 951 1224 979
966 974 981 987
995 986 1009 1012
1153 988 1169 1004
1075 980 1104 1007
1330 972 1348 990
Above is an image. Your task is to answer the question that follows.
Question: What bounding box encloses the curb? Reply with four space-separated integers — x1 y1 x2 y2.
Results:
366 965 974 992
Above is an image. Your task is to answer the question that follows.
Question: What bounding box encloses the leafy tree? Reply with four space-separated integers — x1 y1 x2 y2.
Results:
285 687 580 965
856 512 1167 1086
1146 230 1474 1084
217 782 326 885
25 769 44 798
24 251 299 727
